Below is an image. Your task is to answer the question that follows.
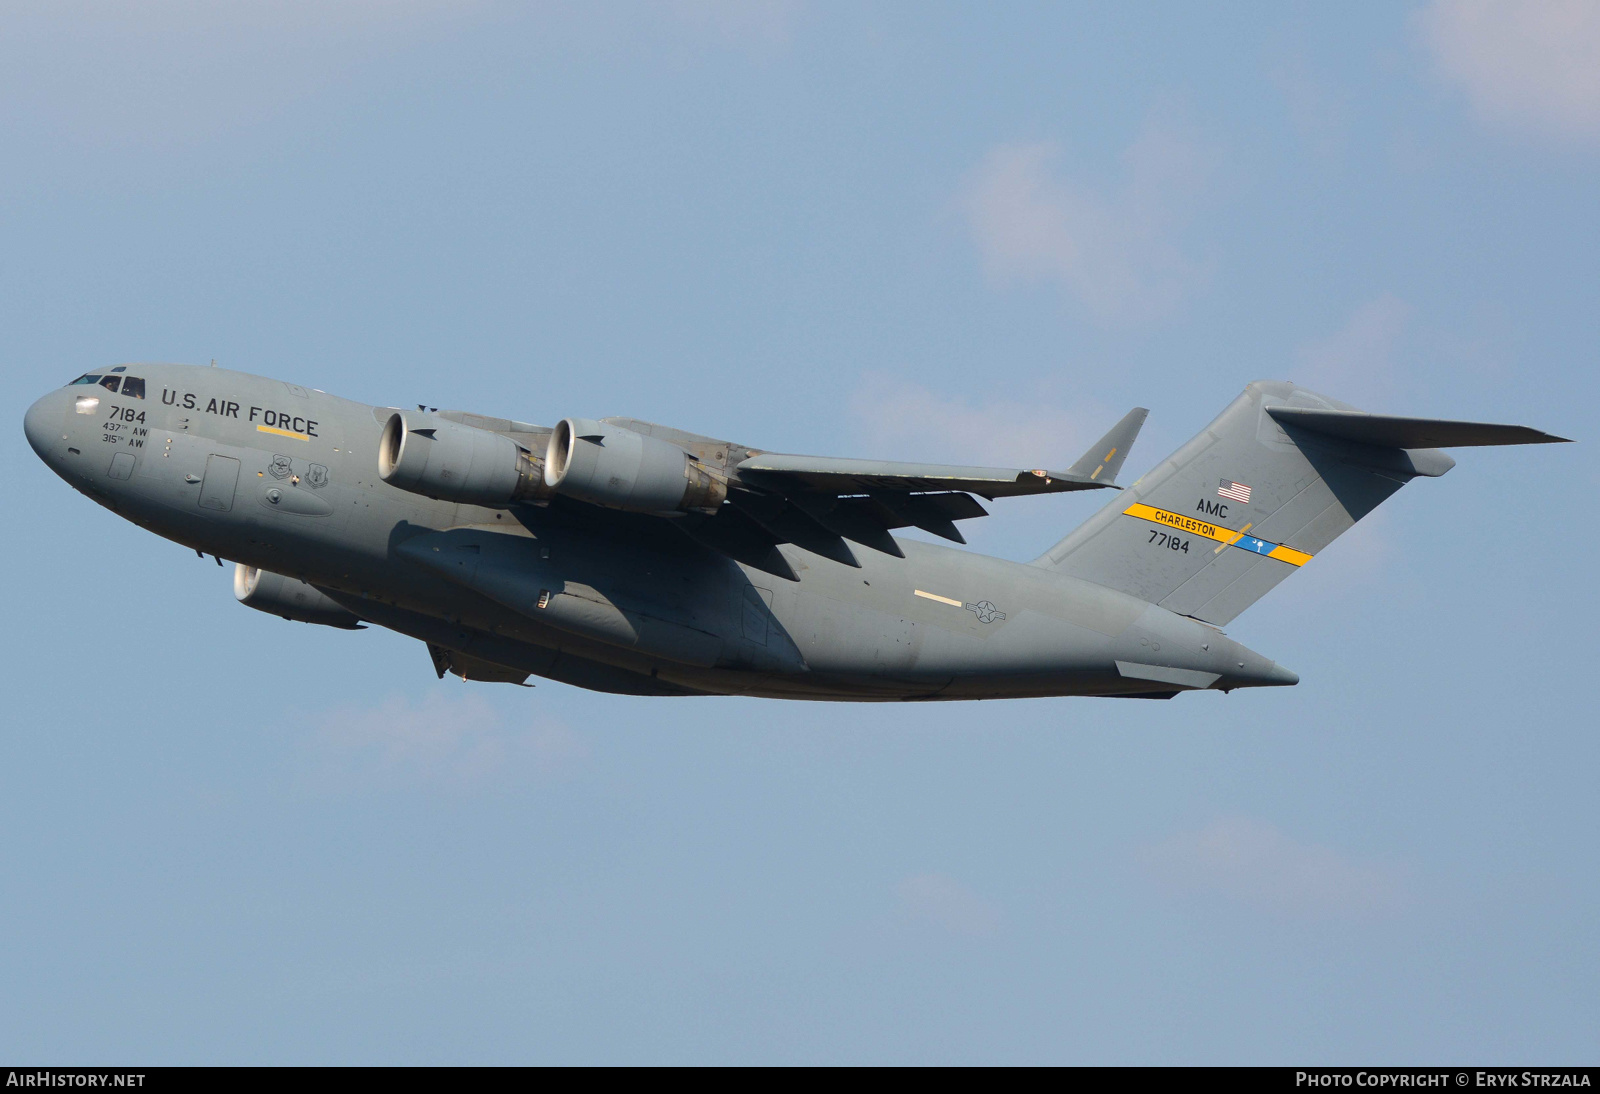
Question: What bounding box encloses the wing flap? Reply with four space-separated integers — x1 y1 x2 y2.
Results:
866 491 984 544
727 492 861 568
677 507 799 581
786 493 907 558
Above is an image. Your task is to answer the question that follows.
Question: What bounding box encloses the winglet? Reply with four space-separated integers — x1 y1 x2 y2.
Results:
1065 407 1148 486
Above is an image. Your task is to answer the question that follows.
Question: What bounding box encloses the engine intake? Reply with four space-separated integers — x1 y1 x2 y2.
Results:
544 418 726 513
378 411 551 506
234 564 363 629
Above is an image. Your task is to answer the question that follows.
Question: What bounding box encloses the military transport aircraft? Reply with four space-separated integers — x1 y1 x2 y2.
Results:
24 365 1568 700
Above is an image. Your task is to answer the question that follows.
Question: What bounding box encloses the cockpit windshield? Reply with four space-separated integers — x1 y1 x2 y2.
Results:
66 373 144 398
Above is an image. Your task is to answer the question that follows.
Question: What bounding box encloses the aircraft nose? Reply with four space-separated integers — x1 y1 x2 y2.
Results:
24 391 60 460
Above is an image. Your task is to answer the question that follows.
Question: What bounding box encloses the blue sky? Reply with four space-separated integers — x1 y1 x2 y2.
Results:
3 1 1595 1063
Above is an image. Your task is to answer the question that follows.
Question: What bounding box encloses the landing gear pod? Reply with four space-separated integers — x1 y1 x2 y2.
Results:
544 417 726 513
378 411 551 506
233 564 364 629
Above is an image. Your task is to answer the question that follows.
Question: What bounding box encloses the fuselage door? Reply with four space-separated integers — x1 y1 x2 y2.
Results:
199 454 240 512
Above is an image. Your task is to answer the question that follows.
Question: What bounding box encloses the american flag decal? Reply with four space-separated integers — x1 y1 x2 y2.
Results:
1217 480 1252 504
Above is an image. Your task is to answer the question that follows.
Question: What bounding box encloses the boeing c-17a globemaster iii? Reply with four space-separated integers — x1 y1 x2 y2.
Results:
24 365 1569 700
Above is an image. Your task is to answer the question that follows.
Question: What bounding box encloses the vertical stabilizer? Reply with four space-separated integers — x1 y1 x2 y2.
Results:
1033 381 1565 625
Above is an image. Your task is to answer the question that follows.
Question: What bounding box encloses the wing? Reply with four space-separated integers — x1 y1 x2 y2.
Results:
474 406 1148 582
735 406 1149 499
678 407 1149 580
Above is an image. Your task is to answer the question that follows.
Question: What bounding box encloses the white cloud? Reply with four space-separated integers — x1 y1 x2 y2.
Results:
1142 817 1409 919
1419 0 1600 143
1292 295 1412 402
896 873 1001 937
960 111 1212 323
304 689 588 793
848 373 1109 471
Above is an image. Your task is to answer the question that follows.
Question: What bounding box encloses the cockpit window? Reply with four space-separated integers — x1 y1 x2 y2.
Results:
98 375 121 393
120 376 146 399
68 374 101 386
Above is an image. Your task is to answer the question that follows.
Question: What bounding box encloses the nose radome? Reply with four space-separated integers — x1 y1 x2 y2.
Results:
24 392 60 460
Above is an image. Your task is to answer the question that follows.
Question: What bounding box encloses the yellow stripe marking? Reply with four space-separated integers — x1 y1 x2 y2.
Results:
257 424 311 441
914 589 963 607
1123 502 1236 542
1123 502 1311 567
1267 543 1314 566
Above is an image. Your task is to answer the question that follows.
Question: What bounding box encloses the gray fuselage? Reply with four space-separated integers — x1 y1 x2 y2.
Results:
24 363 1295 700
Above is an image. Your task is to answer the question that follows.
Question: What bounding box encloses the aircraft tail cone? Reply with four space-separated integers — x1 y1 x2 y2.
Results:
1216 647 1300 690
1263 662 1299 687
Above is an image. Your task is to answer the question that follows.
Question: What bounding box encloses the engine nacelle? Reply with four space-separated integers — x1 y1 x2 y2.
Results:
234 564 363 629
378 411 551 506
544 418 726 513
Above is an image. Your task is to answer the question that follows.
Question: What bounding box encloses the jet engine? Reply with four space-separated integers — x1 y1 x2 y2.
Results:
378 411 552 506
234 564 364 629
544 417 726 513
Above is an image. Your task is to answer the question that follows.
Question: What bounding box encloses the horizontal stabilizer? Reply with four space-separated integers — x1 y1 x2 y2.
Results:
1267 407 1571 448
1066 407 1148 484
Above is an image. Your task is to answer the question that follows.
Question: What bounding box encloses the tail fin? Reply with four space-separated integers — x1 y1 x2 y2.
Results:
1035 381 1569 626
